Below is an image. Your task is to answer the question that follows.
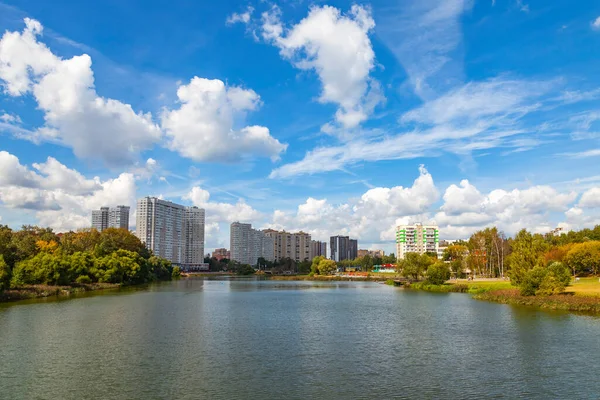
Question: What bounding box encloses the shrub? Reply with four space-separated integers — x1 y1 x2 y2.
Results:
75 275 92 284
520 262 571 296
171 266 181 278
0 255 10 292
426 262 451 285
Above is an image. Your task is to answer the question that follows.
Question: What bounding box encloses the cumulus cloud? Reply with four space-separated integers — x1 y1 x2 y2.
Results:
593 17 600 31
161 77 287 162
0 19 162 166
579 188 600 208
184 186 261 223
261 5 382 129
0 151 136 231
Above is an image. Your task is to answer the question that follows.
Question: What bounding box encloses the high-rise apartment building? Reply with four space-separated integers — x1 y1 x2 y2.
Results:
310 240 327 260
135 197 205 266
396 223 439 260
230 222 274 265
263 229 311 262
91 205 130 231
330 235 358 262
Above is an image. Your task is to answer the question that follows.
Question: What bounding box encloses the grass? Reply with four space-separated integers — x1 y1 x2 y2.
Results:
404 277 600 314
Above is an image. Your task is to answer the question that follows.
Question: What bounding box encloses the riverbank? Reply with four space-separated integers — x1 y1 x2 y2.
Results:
406 278 600 314
0 283 121 303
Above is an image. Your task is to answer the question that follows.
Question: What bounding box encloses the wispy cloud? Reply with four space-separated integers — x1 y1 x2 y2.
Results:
592 16 600 30
375 0 473 99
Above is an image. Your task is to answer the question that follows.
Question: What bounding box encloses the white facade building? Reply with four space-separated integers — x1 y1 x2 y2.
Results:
230 222 274 265
91 205 130 231
396 223 439 260
136 197 205 266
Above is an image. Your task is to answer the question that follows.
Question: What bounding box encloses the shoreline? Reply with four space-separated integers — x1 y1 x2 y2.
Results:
0 283 122 303
404 279 600 315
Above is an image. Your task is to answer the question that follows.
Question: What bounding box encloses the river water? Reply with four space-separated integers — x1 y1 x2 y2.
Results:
0 278 599 399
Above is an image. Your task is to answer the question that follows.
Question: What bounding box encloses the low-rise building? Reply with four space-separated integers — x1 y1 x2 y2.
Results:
213 248 230 261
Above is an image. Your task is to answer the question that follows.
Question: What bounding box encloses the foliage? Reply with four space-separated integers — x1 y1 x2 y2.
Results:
311 256 325 274
508 229 548 285
0 225 173 290
0 255 10 292
298 260 312 274
443 244 468 278
426 262 451 285
316 259 337 275
172 266 181 278
236 264 255 275
519 262 571 296
398 253 434 280
564 242 600 276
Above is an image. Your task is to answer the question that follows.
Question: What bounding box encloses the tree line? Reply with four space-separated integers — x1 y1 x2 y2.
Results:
0 225 179 293
398 225 600 295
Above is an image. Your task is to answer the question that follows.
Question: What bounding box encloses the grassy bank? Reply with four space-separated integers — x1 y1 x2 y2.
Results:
406 278 600 314
474 289 600 313
0 283 121 302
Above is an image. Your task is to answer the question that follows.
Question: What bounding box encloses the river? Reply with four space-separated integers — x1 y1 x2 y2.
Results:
0 278 599 399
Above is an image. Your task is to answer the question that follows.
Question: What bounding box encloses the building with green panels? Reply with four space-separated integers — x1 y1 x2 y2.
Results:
395 223 439 260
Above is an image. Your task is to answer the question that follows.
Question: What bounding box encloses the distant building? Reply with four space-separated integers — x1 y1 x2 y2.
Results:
91 205 130 231
396 223 439 260
213 248 230 261
437 239 458 260
330 235 358 262
310 240 327 260
357 249 385 258
230 222 274 266
263 229 311 262
135 197 205 268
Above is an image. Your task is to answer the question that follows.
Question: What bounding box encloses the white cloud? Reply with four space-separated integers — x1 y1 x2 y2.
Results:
184 186 261 224
161 77 287 162
579 188 600 208
226 6 254 25
261 5 382 129
0 151 136 231
593 17 600 31
0 19 162 166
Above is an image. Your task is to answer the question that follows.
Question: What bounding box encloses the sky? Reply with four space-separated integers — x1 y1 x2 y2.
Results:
1 0 600 254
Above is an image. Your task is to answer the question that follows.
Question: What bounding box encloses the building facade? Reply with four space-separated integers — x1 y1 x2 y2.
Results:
357 249 385 258
310 240 327 260
396 223 439 260
330 235 358 262
213 248 230 261
263 229 312 262
91 205 130 231
230 222 274 266
135 197 205 267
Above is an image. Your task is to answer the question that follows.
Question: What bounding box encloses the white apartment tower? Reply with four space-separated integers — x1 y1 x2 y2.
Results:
230 222 274 265
396 223 439 260
136 197 205 266
91 205 130 231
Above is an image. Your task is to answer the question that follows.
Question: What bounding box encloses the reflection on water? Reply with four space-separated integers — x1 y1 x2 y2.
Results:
1 278 599 400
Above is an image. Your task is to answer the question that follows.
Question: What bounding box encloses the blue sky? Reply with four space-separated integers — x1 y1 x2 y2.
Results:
1 0 600 253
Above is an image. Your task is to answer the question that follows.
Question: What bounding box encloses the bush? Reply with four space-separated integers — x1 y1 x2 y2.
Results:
426 262 451 285
75 275 92 284
171 266 181 278
520 262 571 296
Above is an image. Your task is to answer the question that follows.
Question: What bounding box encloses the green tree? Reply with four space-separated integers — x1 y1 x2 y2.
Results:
564 241 600 276
298 259 312 274
94 228 150 259
399 253 433 281
359 255 374 272
0 255 11 292
0 225 15 268
382 254 397 264
172 266 182 278
508 229 548 285
317 259 337 275
311 256 325 275
519 262 571 296
443 244 468 278
426 262 451 285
